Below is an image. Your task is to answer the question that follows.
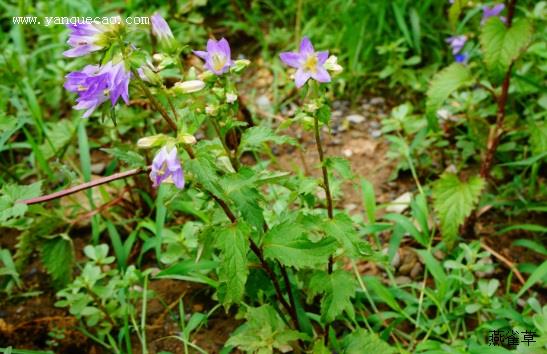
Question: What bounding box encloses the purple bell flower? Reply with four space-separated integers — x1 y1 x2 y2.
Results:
193 38 234 75
63 23 106 57
151 13 176 48
150 146 185 189
445 35 467 55
481 4 506 25
279 36 331 88
64 61 131 118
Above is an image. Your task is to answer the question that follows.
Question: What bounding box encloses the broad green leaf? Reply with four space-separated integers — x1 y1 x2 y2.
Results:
220 170 265 231
238 126 295 156
226 305 305 353
0 182 42 227
343 328 396 354
263 215 337 269
185 155 226 199
323 213 368 257
426 63 471 130
41 235 74 287
101 147 146 168
480 18 533 79
308 270 357 323
324 157 353 180
432 173 485 248
215 223 249 306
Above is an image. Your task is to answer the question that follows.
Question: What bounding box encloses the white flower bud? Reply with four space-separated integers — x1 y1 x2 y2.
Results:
226 92 238 104
173 80 206 93
205 105 218 116
230 59 251 73
137 134 168 148
324 55 343 74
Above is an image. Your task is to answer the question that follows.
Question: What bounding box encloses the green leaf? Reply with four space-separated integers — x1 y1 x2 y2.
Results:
263 214 337 269
448 0 463 31
238 126 295 156
361 179 376 224
517 260 547 299
215 223 249 307
226 304 305 353
324 157 353 180
480 18 533 79
308 270 357 323
220 170 265 231
343 328 396 354
426 63 471 130
0 182 42 227
323 213 368 257
41 236 74 287
101 147 146 168
432 173 485 248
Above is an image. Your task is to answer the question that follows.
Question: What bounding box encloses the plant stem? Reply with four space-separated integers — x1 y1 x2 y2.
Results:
19 167 150 205
479 0 517 180
313 111 335 343
132 70 178 132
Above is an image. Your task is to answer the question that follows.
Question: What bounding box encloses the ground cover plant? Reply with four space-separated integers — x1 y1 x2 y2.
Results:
0 0 546 353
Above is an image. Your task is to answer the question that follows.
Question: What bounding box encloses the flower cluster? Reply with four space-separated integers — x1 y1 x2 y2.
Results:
445 35 468 64
63 12 341 190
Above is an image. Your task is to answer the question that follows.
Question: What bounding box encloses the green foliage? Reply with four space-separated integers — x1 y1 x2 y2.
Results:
226 304 305 353
308 270 357 323
432 173 485 247
480 18 533 79
342 329 395 354
215 223 249 307
263 214 337 269
40 235 74 288
426 63 471 129
0 182 42 228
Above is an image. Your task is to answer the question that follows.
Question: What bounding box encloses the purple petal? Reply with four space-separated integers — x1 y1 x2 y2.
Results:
311 66 331 83
217 38 231 59
294 69 311 88
193 50 208 60
206 39 220 54
171 168 185 189
317 51 329 64
299 36 314 55
279 52 302 68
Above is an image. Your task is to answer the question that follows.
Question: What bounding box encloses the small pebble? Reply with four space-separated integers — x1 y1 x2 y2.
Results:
346 114 366 125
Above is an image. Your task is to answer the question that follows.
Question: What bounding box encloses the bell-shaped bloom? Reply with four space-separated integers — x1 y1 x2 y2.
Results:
64 23 106 57
149 146 185 189
445 35 467 55
64 60 131 118
151 13 176 48
279 36 330 88
481 4 506 25
193 38 234 75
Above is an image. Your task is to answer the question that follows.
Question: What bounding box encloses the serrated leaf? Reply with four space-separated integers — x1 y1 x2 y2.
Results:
41 236 74 287
323 213 367 257
185 155 226 198
324 157 353 180
432 173 485 248
480 18 533 79
0 182 42 226
226 304 305 353
238 126 295 156
220 169 265 230
263 214 337 269
343 329 396 354
215 223 249 307
308 270 356 323
101 147 146 168
426 63 471 129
